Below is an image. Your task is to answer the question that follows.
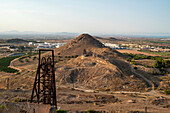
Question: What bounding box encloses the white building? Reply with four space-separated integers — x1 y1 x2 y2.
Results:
28 42 34 46
55 43 66 48
31 42 66 50
103 43 121 49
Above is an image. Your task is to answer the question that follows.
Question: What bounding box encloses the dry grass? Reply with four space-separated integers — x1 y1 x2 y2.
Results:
135 59 155 67
117 50 161 56
1 86 170 113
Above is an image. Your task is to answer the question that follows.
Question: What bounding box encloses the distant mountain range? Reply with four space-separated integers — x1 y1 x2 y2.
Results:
0 30 79 35
0 31 170 39
0 31 80 39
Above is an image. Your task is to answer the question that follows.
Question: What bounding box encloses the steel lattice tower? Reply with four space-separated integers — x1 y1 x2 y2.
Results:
30 49 57 107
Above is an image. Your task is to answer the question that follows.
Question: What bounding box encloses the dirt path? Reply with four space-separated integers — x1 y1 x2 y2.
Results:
124 61 170 99
128 63 153 87
8 57 22 72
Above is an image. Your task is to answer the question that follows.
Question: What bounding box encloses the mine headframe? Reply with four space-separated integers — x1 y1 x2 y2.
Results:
30 49 57 107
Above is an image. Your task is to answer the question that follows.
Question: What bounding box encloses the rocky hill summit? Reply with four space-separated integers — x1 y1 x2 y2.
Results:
55 34 105 56
54 34 148 91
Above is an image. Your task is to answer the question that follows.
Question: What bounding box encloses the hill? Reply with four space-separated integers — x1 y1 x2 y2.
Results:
55 34 105 56
95 36 123 41
54 34 148 91
6 38 28 43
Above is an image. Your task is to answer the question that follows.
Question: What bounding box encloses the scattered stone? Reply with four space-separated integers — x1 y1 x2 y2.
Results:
127 100 136 103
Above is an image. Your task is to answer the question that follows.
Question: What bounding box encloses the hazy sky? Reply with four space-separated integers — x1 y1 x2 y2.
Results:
0 0 170 34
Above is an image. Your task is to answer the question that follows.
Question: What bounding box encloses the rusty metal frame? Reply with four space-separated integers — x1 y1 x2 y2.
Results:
30 49 57 107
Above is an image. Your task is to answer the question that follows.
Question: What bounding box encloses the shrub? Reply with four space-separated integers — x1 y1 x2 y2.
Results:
105 89 110 91
151 71 158 75
33 56 37 60
75 55 79 58
14 98 22 102
56 109 67 113
131 61 136 65
16 72 20 75
19 109 27 113
58 56 62 58
134 66 137 69
48 55 51 57
25 59 29 62
153 59 163 68
0 104 5 108
144 65 150 68
126 58 131 62
164 90 170 95
18 59 23 63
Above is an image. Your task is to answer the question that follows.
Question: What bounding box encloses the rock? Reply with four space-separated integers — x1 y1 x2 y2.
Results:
127 100 136 103
49 107 56 113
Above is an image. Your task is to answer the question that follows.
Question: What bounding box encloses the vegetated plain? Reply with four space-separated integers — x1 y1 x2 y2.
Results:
139 50 170 56
0 56 20 73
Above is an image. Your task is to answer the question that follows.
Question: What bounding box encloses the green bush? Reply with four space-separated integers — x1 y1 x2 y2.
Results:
25 59 29 62
151 71 158 75
13 98 22 102
56 109 67 113
18 59 23 63
134 66 137 69
16 72 20 75
75 55 79 58
33 56 37 60
153 59 170 74
131 61 136 65
58 56 62 58
164 90 170 95
126 58 131 62
0 104 5 108
19 109 27 113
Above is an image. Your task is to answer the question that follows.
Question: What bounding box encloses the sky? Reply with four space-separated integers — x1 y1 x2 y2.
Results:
0 0 170 34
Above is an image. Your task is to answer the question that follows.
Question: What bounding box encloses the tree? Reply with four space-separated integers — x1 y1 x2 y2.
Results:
153 59 163 68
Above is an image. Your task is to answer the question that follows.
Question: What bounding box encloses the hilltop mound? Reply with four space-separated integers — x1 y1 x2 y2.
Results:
55 34 105 56
54 34 148 91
